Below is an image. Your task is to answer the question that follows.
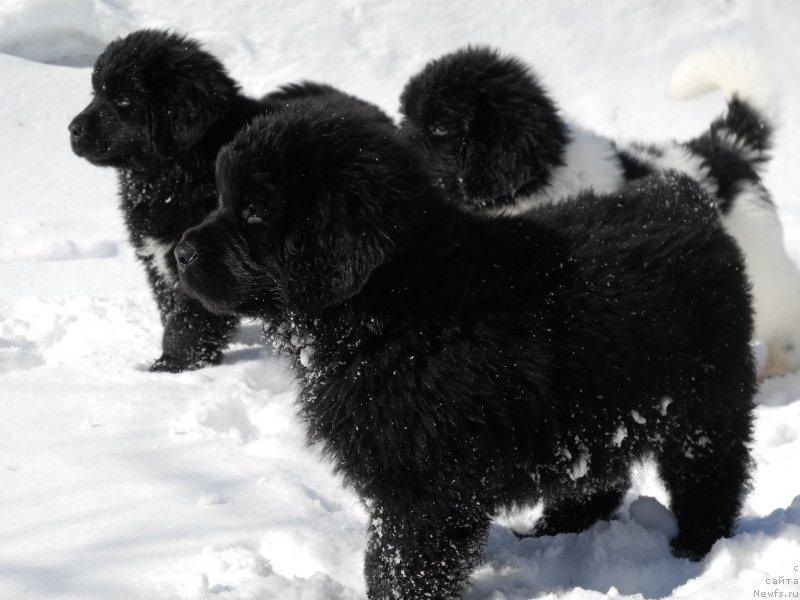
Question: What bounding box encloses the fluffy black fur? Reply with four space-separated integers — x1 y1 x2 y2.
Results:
68 29 390 371
263 80 396 128
399 46 772 214
176 100 755 598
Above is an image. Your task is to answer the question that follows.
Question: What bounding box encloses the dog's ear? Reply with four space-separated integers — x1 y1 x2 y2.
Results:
145 45 236 157
280 185 392 310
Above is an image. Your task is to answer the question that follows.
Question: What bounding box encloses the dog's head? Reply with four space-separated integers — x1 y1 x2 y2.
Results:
399 46 569 211
68 29 240 167
175 96 433 318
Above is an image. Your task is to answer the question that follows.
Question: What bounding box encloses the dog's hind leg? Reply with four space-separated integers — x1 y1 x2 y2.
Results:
655 398 753 560
721 183 800 379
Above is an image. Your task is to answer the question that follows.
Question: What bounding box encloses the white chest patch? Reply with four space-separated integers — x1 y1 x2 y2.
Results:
137 236 176 286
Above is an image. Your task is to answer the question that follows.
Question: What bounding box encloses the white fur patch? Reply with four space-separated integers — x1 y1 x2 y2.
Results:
137 236 176 286
668 43 778 119
720 182 800 375
500 124 625 215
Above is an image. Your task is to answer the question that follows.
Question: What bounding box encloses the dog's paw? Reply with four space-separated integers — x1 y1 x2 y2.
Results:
669 534 711 562
149 353 212 373
760 338 800 380
150 354 190 373
529 517 563 538
150 349 225 373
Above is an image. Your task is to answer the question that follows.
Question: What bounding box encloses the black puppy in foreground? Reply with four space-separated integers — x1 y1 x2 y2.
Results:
68 29 389 371
176 99 755 598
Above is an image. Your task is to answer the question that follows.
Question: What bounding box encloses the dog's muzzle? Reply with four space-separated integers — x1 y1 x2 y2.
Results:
174 241 199 272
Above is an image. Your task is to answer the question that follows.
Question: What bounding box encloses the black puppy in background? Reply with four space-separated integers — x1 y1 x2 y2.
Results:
68 29 260 371
69 29 390 371
398 45 800 379
175 99 755 598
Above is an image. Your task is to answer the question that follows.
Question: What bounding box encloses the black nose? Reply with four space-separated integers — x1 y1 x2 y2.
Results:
68 116 86 139
174 241 198 269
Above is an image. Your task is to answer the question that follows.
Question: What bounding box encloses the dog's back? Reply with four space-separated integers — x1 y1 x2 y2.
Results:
539 172 753 391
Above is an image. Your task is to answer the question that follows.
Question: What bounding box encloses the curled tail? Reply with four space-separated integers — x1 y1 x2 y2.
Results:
668 44 776 168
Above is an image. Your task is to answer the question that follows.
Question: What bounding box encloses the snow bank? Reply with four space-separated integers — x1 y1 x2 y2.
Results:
0 0 130 66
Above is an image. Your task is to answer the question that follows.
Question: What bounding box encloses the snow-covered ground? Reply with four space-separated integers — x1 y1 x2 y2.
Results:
2 0 800 598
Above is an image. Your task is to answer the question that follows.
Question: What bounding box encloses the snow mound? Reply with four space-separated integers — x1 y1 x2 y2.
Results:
467 520 702 600
629 496 679 539
185 542 362 600
738 495 800 535
0 0 129 66
0 337 44 372
197 396 262 442
3 238 118 263
0 294 163 372
757 369 800 407
0 219 120 263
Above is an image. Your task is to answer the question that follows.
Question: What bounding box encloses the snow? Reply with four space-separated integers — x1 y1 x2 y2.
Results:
631 410 647 425
612 426 628 447
569 453 589 481
2 0 800 598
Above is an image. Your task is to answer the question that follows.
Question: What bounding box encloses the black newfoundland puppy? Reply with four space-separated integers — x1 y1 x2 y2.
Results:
398 45 800 379
68 29 257 371
69 30 263 371
176 99 755 598
68 29 391 371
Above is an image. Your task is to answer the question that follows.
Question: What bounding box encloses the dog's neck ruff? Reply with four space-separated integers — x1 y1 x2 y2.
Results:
490 124 625 216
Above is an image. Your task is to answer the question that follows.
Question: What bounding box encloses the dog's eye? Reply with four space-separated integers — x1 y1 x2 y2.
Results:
116 98 131 109
430 123 452 138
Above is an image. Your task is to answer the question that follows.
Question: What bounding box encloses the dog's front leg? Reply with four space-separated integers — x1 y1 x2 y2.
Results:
364 500 490 599
151 290 238 372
